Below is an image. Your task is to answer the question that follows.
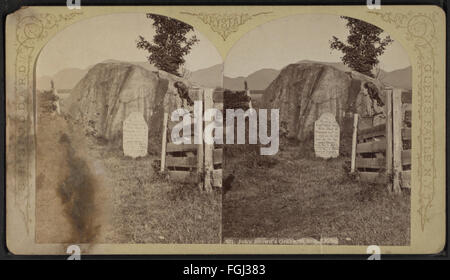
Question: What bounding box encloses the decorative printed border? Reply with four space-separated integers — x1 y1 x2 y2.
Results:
14 10 84 235
180 11 272 40
6 6 445 254
370 11 438 231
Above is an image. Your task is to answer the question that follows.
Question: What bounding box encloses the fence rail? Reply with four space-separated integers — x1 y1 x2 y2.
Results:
354 122 387 183
160 87 223 192
352 87 412 192
357 124 386 140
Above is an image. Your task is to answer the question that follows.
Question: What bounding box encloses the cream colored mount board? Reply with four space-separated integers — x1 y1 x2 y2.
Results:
5 5 446 255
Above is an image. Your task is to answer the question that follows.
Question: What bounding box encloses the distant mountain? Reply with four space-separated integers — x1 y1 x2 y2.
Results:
296 60 411 90
38 58 411 92
182 64 279 90
54 68 86 90
37 75 53 91
224 68 280 91
189 64 223 88
296 60 351 72
37 60 158 91
222 60 353 91
222 60 387 91
296 60 391 78
93 59 158 72
37 68 85 90
380 66 412 90
191 60 411 91
223 76 244 90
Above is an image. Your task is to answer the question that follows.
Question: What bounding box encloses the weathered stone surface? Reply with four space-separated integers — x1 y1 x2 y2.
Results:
262 62 384 141
66 62 190 153
123 112 148 158
314 113 340 159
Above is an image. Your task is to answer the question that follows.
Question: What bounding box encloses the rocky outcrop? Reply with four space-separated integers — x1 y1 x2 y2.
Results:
262 62 384 140
66 62 188 152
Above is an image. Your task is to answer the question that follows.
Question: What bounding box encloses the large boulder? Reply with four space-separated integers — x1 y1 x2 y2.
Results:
262 62 385 141
66 62 188 153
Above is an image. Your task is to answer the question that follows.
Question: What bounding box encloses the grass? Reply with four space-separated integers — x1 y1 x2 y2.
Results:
222 130 410 246
91 145 221 244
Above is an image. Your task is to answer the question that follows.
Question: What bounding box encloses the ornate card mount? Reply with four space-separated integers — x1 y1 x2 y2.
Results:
180 11 272 41
369 10 441 231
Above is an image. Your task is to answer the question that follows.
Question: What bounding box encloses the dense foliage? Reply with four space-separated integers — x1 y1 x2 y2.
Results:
137 14 199 76
330 16 393 77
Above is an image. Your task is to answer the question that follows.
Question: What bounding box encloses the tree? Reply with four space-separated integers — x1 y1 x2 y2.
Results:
137 14 199 76
330 16 393 77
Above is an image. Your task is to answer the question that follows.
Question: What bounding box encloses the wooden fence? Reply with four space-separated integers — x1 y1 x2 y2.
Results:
354 122 388 184
395 88 411 190
351 87 412 193
160 87 223 192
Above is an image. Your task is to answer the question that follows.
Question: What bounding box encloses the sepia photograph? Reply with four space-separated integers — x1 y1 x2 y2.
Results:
221 14 412 246
3 4 446 257
34 12 223 244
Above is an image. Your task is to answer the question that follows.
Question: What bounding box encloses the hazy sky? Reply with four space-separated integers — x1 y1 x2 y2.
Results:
37 13 223 77
37 13 410 78
224 14 411 77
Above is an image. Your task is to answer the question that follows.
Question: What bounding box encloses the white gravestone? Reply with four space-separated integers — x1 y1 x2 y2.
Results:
314 112 340 159
123 112 148 158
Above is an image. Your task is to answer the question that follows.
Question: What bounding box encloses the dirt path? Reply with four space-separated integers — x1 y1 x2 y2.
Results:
36 110 114 244
69 135 115 243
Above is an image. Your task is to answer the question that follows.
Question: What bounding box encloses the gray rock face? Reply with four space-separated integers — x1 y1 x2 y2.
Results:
66 62 187 152
262 62 384 140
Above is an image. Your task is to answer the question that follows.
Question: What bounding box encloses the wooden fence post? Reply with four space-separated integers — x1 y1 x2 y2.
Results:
196 88 204 191
212 89 224 189
392 88 403 193
385 88 393 192
203 88 214 192
246 89 253 109
160 112 168 172
351 113 359 173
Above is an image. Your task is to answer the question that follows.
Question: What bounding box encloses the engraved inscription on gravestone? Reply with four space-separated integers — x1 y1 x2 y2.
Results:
314 112 340 159
123 112 148 158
